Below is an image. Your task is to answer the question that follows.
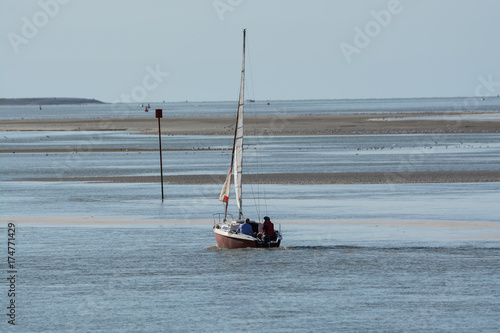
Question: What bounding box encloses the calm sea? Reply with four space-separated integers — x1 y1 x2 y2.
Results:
0 224 499 332
1 98 499 332
1 96 500 119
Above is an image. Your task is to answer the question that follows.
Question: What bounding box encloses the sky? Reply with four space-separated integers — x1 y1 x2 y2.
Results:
1 0 499 103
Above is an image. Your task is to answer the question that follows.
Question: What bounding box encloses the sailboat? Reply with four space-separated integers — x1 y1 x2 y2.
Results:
213 29 282 249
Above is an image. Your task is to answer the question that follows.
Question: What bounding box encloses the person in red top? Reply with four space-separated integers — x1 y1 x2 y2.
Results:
262 216 275 241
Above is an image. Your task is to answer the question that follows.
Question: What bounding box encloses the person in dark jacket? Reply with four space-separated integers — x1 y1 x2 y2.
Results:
261 216 276 241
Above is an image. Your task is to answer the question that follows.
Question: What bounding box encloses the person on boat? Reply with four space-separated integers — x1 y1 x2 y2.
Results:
237 218 254 236
261 216 276 241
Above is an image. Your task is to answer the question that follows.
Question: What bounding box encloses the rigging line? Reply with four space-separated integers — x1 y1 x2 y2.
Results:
246 36 269 219
245 34 269 221
246 34 256 103
245 36 262 221
249 182 261 222
262 175 268 216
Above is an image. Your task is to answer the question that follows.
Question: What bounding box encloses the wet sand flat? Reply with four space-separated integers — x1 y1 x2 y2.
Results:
3 112 499 185
1 112 499 135
15 170 500 184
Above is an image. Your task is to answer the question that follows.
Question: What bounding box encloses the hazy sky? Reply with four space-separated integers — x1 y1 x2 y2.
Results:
1 0 499 102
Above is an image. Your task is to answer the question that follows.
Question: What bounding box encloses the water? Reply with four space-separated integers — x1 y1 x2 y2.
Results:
2 131 500 222
0 225 498 332
2 133 500 178
1 98 499 331
1 96 500 119
1 182 500 222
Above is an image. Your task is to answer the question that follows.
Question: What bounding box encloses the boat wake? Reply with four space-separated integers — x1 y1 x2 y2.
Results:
283 245 499 252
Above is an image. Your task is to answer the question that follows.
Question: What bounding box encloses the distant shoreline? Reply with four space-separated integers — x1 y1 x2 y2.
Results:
0 97 105 106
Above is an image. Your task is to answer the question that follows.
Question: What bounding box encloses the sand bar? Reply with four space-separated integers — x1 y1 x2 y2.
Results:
0 147 228 153
14 171 500 184
2 112 499 135
3 216 499 228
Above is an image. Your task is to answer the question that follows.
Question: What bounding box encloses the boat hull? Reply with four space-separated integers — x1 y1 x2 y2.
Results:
213 228 281 249
214 231 259 249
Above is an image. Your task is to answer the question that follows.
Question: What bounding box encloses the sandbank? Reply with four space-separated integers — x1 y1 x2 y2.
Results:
1 112 499 135
3 216 498 228
14 171 500 184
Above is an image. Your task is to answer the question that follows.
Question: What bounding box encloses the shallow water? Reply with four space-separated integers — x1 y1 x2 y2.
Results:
2 133 500 180
1 96 500 119
0 224 498 332
2 130 500 223
2 182 499 222
376 113 500 122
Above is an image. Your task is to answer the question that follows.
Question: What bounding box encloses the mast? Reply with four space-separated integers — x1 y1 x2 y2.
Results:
234 28 246 220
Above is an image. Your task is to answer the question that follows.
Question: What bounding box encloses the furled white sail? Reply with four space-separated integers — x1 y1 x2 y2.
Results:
219 171 231 203
234 29 246 219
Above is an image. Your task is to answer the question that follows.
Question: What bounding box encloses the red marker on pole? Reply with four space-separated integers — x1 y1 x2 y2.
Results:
156 109 164 201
